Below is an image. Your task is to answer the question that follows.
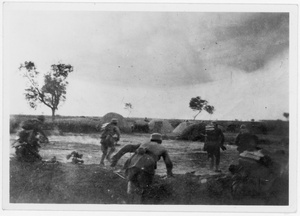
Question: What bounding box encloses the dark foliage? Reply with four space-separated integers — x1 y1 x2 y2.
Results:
226 124 240 132
189 96 215 120
132 124 149 133
177 123 207 141
9 115 289 136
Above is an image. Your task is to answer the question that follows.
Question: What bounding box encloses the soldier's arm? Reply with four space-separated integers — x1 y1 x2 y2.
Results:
219 129 225 146
114 127 121 141
38 129 48 139
110 144 140 167
161 150 173 177
36 125 49 142
234 134 240 146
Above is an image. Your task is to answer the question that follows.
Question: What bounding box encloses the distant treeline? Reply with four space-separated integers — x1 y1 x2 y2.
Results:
10 115 102 134
9 114 289 136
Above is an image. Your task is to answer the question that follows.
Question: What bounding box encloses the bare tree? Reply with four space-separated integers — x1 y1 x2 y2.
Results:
124 102 133 118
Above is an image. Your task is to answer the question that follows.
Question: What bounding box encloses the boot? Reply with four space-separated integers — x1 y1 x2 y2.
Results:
215 165 221 172
100 154 105 166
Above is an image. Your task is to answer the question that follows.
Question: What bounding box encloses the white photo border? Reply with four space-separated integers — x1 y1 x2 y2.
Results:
1 1 298 214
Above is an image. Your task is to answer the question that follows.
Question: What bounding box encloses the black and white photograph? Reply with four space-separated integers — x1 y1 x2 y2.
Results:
1 1 298 214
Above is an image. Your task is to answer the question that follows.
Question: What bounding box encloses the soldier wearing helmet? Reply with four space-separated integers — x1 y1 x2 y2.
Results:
235 124 259 153
204 121 226 172
14 115 49 162
99 118 121 165
110 133 173 204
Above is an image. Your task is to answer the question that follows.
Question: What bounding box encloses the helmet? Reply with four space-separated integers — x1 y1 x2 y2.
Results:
150 133 162 142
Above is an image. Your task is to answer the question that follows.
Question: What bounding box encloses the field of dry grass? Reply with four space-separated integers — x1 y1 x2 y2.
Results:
9 130 289 205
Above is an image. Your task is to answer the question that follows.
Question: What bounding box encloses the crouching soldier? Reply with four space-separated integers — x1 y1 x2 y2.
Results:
235 124 259 154
110 133 173 204
100 118 121 165
204 121 226 172
14 115 49 162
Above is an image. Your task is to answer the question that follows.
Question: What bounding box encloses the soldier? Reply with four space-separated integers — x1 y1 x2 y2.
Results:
100 118 121 165
204 121 226 172
235 124 259 153
14 115 49 162
110 133 173 204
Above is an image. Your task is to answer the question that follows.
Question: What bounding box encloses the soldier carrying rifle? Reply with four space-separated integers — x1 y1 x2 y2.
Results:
13 115 49 162
99 118 121 165
110 133 173 204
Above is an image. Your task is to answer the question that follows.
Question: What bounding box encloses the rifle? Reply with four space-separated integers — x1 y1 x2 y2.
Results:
114 171 125 179
11 139 21 147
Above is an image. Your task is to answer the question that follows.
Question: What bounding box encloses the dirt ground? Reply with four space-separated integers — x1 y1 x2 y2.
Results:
9 132 289 205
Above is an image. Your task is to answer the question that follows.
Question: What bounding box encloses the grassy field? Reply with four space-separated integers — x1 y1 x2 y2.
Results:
8 115 290 205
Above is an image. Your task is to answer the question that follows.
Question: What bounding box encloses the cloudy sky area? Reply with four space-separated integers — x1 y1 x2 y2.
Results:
4 7 290 120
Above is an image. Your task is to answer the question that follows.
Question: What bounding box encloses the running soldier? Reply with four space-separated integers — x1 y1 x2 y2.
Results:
100 118 121 165
203 121 226 172
110 133 173 204
14 115 49 162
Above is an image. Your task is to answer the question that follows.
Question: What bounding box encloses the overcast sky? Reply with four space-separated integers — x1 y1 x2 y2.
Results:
4 5 291 121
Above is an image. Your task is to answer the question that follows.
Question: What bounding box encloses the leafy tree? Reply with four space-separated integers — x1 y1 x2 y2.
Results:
124 102 133 117
283 112 289 121
189 96 215 120
19 61 73 121
203 105 215 115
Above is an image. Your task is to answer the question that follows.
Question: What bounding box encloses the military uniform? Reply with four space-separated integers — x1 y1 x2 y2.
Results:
100 119 121 165
19 119 45 143
15 117 48 162
235 125 258 153
100 122 121 146
111 133 173 203
204 122 225 171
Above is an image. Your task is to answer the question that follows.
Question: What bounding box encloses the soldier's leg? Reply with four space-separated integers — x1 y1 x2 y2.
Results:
127 181 139 204
137 171 154 204
210 155 215 170
215 148 221 171
127 175 141 204
207 149 214 170
111 145 139 167
106 146 115 162
100 144 108 165
126 167 144 204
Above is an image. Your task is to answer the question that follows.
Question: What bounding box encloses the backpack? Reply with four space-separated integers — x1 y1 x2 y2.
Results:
100 122 110 131
238 150 274 180
100 123 115 139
